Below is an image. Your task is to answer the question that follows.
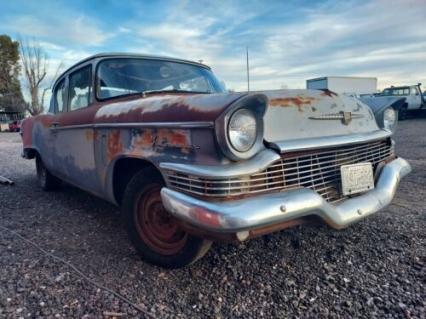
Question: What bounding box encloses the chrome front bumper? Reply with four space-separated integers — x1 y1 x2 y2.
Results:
161 157 411 234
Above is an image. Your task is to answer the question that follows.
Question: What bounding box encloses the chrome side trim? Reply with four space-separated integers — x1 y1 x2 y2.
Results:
160 148 280 179
161 157 411 232
269 129 392 153
52 124 93 130
93 121 214 129
50 121 214 131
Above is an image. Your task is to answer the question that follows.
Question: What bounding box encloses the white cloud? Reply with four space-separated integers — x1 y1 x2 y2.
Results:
2 14 112 46
119 0 426 91
8 0 426 97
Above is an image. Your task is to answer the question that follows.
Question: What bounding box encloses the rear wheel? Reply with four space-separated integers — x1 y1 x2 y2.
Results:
35 155 61 191
122 168 211 268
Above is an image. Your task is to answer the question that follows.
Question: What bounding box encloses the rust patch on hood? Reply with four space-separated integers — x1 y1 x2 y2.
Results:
269 96 316 112
107 130 123 161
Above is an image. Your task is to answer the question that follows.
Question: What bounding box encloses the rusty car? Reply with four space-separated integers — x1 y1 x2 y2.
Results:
21 53 411 268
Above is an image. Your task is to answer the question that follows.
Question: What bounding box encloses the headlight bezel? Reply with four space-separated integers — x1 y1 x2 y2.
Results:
215 94 267 161
383 107 397 131
375 106 398 133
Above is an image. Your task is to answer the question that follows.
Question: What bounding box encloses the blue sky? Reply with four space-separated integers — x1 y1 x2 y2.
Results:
1 0 425 95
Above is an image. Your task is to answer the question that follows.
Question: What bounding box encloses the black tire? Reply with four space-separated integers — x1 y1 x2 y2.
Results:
35 155 61 191
122 168 211 268
398 104 408 120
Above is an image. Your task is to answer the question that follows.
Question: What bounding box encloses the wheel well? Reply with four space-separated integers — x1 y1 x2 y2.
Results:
112 158 162 205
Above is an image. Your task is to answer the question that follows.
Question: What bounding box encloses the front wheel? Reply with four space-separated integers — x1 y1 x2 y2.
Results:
122 168 211 268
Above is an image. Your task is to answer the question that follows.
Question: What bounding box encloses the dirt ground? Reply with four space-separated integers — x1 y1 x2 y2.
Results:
0 117 425 318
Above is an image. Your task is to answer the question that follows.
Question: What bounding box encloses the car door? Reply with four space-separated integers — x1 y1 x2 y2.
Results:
407 86 421 110
52 64 103 196
43 77 67 174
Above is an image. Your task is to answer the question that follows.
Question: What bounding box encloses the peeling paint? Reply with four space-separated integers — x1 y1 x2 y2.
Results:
320 89 338 98
269 96 317 112
85 130 97 141
107 130 123 161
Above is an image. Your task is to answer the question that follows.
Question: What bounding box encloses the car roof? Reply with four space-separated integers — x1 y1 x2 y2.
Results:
57 52 211 81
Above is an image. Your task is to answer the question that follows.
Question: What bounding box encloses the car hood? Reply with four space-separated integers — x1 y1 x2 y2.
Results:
260 89 379 143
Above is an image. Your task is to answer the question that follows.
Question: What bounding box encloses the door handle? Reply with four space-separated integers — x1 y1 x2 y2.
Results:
50 122 60 132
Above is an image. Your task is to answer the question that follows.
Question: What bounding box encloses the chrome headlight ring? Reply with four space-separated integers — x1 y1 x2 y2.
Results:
228 108 257 152
215 94 267 161
383 107 397 132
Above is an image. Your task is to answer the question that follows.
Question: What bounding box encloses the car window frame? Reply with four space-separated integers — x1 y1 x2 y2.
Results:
53 77 67 114
67 64 94 112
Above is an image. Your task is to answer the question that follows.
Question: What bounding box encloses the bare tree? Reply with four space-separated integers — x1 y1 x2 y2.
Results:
40 61 64 109
19 38 51 115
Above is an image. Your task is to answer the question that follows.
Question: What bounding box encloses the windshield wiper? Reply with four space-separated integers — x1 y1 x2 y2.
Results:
142 89 211 96
103 89 211 101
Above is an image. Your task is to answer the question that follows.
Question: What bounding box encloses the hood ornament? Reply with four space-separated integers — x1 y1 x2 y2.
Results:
309 111 364 125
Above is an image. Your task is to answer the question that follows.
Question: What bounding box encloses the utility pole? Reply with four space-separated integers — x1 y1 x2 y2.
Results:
246 46 250 92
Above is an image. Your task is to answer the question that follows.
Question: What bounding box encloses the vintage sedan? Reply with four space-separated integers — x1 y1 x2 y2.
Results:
21 53 411 268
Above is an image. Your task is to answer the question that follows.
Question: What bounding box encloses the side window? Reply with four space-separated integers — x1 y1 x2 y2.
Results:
68 65 92 111
54 79 66 113
411 87 418 95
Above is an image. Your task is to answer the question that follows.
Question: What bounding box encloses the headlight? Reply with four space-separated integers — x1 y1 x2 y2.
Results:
383 107 397 131
228 109 257 152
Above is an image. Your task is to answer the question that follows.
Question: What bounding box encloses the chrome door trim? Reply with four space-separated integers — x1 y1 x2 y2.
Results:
51 121 214 130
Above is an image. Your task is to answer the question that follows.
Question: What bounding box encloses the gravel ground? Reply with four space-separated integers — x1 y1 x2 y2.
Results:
0 118 425 319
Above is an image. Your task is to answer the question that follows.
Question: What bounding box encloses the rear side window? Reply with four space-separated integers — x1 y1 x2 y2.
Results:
54 79 66 113
68 65 92 111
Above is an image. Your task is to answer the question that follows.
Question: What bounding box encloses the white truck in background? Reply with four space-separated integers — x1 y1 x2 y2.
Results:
306 76 377 95
376 84 426 119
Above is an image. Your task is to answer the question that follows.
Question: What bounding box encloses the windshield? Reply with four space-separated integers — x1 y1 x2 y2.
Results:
381 87 410 96
97 58 225 99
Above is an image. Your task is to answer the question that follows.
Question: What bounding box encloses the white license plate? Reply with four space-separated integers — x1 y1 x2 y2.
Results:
341 163 374 196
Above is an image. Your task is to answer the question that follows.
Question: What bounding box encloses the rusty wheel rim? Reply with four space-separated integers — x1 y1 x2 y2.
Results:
135 185 188 255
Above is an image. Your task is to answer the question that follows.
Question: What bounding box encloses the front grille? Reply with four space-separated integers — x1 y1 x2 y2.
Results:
164 139 394 203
